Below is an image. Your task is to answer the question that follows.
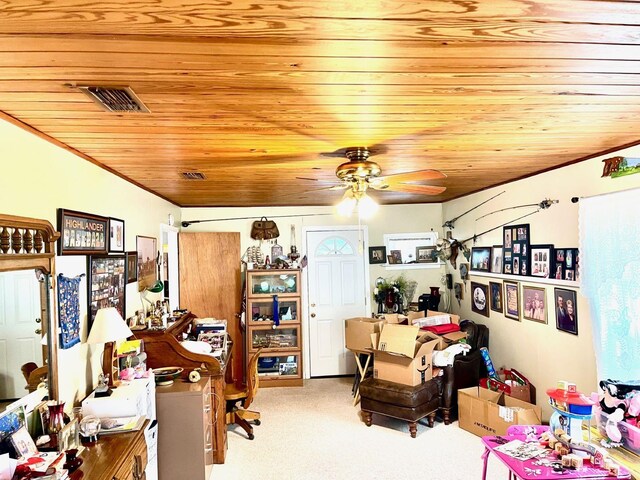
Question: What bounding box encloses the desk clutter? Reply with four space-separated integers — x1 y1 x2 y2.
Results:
0 376 155 480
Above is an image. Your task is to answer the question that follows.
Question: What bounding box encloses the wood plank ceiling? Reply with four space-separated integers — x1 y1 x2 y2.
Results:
1 0 639 207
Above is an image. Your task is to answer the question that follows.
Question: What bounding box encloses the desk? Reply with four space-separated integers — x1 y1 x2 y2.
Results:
134 312 231 464
70 420 148 480
481 432 631 480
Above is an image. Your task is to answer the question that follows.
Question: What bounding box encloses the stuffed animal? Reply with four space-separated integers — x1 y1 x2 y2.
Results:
598 379 640 447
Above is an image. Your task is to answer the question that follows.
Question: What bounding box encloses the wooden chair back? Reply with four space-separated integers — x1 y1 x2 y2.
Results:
243 348 262 409
21 362 38 383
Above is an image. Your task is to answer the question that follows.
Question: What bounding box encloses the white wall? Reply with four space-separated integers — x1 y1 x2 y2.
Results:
0 119 181 405
442 147 640 419
181 203 446 308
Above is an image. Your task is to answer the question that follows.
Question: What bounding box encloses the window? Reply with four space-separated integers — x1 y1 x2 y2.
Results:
315 236 354 256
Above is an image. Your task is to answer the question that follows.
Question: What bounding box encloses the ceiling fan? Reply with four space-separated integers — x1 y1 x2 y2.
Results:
298 146 447 195
292 146 447 217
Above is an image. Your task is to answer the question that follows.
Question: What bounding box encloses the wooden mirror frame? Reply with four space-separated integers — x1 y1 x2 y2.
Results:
0 213 60 400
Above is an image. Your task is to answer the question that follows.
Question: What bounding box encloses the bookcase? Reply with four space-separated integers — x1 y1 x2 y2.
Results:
246 269 303 387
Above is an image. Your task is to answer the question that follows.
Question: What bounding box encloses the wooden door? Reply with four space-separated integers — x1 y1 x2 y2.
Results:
179 232 242 386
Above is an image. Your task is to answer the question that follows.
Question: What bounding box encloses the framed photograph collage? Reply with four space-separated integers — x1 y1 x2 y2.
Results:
502 224 530 276
88 255 126 329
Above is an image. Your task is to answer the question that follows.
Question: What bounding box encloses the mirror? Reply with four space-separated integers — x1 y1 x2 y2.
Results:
0 213 60 400
0 269 49 400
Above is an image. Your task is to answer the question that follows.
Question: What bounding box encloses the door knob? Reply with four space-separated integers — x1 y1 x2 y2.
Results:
35 329 42 335
35 318 41 323
310 313 316 318
310 303 316 307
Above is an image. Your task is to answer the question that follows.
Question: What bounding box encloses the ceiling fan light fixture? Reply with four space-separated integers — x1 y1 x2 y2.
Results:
357 193 379 219
336 189 357 217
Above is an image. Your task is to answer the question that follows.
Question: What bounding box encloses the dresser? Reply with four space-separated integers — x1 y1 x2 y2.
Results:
156 377 213 480
69 421 148 480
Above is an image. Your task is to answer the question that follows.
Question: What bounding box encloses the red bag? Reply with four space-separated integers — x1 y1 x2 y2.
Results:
421 323 461 335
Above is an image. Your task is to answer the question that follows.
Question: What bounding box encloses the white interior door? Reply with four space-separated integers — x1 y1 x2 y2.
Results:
0 270 42 399
161 224 179 311
306 228 368 377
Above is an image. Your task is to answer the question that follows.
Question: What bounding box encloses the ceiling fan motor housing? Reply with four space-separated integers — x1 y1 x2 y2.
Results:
335 147 382 181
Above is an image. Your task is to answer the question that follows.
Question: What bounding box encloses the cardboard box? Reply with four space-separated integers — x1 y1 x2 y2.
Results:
458 386 542 437
409 310 467 344
371 323 440 386
344 317 384 352
382 313 407 324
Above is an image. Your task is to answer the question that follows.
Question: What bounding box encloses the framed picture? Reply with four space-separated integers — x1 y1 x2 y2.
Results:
368 246 386 264
459 263 469 280
88 255 126 330
531 244 554 278
136 236 158 291
555 288 578 335
522 285 547 324
9 425 37 459
454 282 464 301
503 281 520 321
489 281 503 313
502 224 530 276
471 247 492 272
108 217 125 253
126 251 138 284
57 209 108 256
0 405 26 442
416 246 436 263
389 250 402 265
470 282 489 317
491 246 503 274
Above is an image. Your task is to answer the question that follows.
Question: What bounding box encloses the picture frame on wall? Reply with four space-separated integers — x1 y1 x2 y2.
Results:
57 209 108 256
470 247 492 272
522 285 547 324
368 246 386 264
470 282 489 317
555 288 578 335
108 217 125 253
126 251 138 284
416 246 436 263
491 246 503 274
459 263 469 280
87 254 126 330
502 224 530 276
489 281 503 313
136 236 158 291
531 244 554 278
503 281 520 321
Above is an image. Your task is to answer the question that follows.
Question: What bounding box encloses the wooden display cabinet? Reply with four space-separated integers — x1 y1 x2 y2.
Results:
246 269 303 387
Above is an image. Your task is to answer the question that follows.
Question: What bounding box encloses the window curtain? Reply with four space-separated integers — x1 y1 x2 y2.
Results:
579 188 640 380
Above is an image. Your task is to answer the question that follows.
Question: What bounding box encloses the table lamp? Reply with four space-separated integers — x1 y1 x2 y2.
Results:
87 307 133 391
141 280 164 316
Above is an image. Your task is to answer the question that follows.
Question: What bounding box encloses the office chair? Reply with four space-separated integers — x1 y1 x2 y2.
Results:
21 362 48 392
225 348 262 440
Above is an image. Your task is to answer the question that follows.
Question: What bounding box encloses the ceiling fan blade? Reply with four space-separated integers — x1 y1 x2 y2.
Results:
271 184 347 199
387 184 447 195
381 169 447 185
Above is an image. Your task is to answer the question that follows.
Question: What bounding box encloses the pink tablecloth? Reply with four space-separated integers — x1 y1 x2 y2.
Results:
481 434 631 479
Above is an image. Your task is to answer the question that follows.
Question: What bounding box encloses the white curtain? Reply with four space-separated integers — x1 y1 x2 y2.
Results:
580 188 640 380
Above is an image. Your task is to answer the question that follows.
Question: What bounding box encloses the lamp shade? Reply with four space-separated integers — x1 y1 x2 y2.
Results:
87 307 133 344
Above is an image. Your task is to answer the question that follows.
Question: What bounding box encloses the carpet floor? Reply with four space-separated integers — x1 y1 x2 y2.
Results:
214 377 509 480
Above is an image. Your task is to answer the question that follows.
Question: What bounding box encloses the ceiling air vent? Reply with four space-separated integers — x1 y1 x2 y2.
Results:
78 86 150 113
181 172 206 180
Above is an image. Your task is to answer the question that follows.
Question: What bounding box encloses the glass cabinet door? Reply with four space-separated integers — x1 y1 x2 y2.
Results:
248 270 299 297
249 325 300 352
256 353 301 379
248 298 299 325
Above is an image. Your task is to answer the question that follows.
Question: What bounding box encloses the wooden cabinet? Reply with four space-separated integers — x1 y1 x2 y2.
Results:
69 421 148 480
246 269 303 387
156 377 214 480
